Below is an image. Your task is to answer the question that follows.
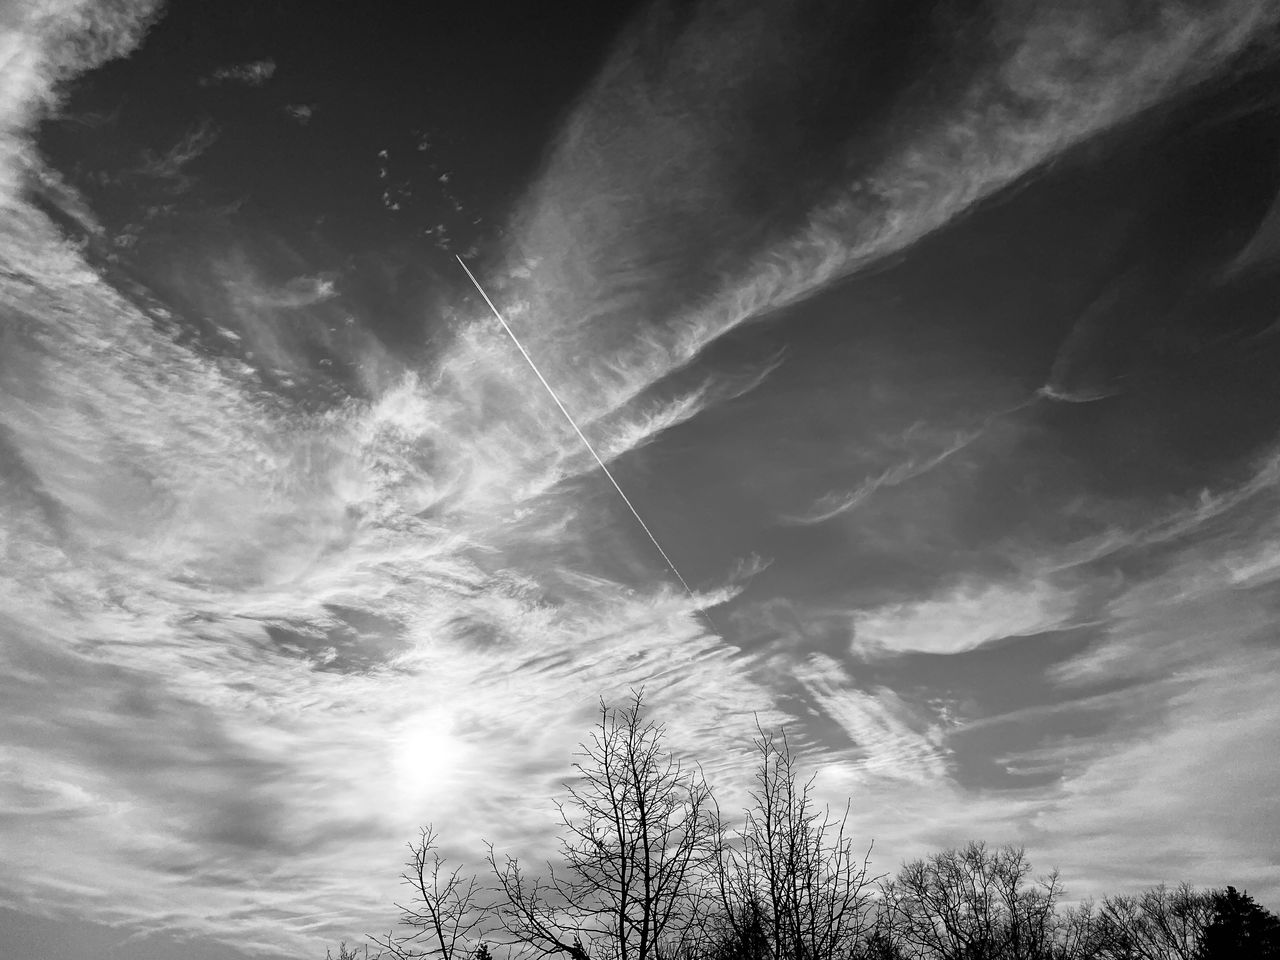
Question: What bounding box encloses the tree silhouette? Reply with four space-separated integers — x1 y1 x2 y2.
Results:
329 943 379 960
320 695 1280 960
880 842 1083 960
1092 883 1217 960
489 691 717 960
1200 887 1280 960
372 825 491 960
712 723 877 960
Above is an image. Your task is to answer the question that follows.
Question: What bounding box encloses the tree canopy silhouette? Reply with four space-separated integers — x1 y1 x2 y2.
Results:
331 694 1279 960
1200 886 1280 960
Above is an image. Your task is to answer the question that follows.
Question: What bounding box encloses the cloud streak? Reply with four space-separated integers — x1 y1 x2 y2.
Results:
784 426 981 526
495 0 1280 434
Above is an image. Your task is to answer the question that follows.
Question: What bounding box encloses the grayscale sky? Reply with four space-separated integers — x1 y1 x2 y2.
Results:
2 1 1280 957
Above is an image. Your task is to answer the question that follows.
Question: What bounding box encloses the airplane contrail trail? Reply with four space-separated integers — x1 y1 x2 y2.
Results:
456 255 716 630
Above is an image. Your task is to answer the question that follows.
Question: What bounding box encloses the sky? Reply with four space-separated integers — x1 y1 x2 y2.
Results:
2 0 1280 957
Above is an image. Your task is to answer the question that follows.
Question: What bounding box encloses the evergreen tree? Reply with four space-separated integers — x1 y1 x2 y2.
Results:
1200 887 1280 960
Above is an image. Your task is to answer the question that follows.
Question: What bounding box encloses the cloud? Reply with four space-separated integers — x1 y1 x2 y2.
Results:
1040 652 1280 895
0 0 162 206
496 0 1280 433
1036 384 1119 403
784 426 981 525
0 196 785 955
135 119 219 189
798 640 1280 903
201 59 277 87
25 160 104 235
846 444 1280 898
284 103 314 125
851 577 1077 658
670 0 1278 357
796 654 949 784
771 518 1280 903
937 644 1280 901
230 272 339 310
590 355 783 465
1051 452 1280 687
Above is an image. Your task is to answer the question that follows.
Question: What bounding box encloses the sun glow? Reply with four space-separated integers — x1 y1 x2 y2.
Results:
387 706 469 818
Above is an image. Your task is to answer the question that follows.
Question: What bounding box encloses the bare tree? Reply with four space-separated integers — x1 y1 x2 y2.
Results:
489 692 717 960
1091 883 1217 960
1050 902 1102 960
713 724 878 960
373 825 492 960
329 943 381 960
880 842 1080 960
353 692 1266 960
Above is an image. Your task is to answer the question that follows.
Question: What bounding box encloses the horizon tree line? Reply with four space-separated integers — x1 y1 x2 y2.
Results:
330 692 1280 960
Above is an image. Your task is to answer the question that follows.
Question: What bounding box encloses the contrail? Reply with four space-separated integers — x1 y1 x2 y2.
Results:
456 255 716 630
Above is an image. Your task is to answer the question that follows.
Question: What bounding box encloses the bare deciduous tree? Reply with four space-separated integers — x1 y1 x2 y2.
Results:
335 695 1280 960
489 692 717 960
1091 883 1216 960
374 825 492 960
880 842 1079 960
713 724 878 960
329 942 380 960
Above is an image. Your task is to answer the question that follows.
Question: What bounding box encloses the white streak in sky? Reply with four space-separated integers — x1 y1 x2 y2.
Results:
456 255 710 619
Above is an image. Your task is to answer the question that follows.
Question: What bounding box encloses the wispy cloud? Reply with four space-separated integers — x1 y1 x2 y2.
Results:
284 103 314 125
1051 455 1280 687
0 0 161 205
852 577 1077 658
497 0 1280 430
135 119 219 189
796 654 949 784
799 438 1280 896
784 426 981 526
228 272 339 311
665 0 1280 357
0 196 780 954
201 59 277 87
